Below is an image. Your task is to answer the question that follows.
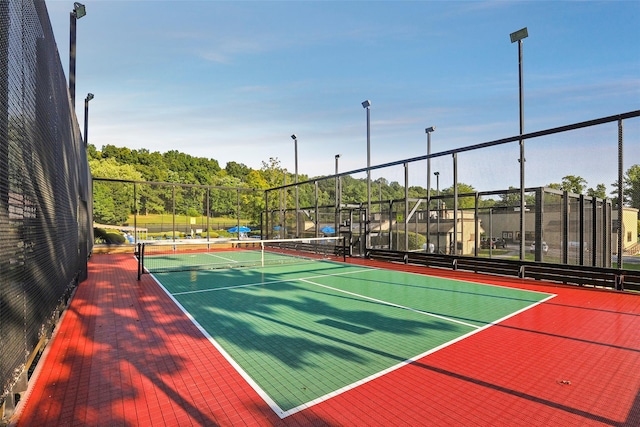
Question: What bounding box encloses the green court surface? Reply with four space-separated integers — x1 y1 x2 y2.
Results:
151 261 555 417
143 248 298 272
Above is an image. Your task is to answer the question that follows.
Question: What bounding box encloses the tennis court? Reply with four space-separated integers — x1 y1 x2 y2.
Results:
146 246 555 418
13 251 640 426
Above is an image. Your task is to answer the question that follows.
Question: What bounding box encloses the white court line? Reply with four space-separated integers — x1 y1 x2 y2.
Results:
148 274 287 417
154 267 557 419
279 291 557 418
171 267 373 296
298 278 481 329
202 252 242 263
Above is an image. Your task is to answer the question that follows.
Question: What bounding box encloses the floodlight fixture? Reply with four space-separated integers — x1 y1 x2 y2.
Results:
291 134 297 140
85 93 94 102
510 27 528 43
361 100 371 109
73 2 86 19
425 126 436 133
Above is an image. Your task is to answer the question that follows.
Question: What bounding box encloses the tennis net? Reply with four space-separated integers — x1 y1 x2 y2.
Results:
137 236 346 278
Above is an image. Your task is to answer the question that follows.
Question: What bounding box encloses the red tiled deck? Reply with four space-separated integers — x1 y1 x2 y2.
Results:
11 254 640 426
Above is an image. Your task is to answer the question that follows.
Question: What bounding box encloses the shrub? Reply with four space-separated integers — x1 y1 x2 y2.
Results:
93 227 126 244
390 231 426 251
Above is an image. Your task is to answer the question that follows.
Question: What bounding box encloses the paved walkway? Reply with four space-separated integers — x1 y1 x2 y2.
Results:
10 253 640 426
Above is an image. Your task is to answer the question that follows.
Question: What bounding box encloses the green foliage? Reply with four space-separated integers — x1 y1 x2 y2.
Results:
494 187 536 208
91 158 143 225
93 227 109 241
560 175 587 194
91 144 638 233
388 231 427 251
587 183 607 199
440 183 476 209
544 172 640 205
93 228 126 244
225 161 251 179
407 231 427 251
624 164 640 210
107 232 126 244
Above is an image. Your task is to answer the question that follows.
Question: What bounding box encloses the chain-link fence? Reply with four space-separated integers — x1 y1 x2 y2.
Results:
93 178 261 243
1 0 92 415
265 111 638 266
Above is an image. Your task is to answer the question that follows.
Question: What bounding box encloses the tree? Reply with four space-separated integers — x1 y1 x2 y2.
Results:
587 184 607 199
441 183 476 209
560 175 587 194
210 175 245 217
91 158 143 224
340 175 367 205
225 161 251 180
624 164 640 211
86 143 99 160
610 164 640 211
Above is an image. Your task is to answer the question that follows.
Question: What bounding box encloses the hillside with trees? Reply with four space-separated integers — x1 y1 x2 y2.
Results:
88 144 430 227
88 144 640 229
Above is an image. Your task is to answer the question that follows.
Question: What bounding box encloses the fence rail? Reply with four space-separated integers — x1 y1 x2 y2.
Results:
368 249 640 292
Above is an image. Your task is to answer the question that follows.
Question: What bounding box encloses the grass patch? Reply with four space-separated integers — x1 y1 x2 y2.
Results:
476 249 510 257
613 262 640 271
127 213 248 228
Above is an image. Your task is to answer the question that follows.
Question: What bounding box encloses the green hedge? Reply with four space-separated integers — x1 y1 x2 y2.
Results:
93 228 126 244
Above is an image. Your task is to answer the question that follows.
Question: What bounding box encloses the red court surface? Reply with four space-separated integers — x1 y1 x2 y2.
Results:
10 253 640 426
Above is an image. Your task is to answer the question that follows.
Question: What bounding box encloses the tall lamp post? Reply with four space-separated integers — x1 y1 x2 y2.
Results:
425 126 436 251
362 100 371 249
69 2 86 109
335 154 341 237
510 26 528 261
84 93 93 145
434 171 440 254
291 134 299 238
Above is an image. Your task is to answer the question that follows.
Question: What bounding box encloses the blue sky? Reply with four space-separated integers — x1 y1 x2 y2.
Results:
45 0 639 194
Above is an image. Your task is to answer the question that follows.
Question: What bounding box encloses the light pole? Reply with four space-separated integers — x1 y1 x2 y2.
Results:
84 93 93 145
510 26 528 261
434 171 440 253
334 153 341 208
425 126 435 251
362 100 371 249
335 154 341 237
69 2 86 109
291 134 299 238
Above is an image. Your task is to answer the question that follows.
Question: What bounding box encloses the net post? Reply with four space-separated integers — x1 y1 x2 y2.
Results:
261 241 265 267
342 235 347 262
136 243 143 280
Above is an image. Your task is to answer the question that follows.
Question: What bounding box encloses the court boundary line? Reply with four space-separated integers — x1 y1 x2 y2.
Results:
282 292 557 418
149 266 557 419
203 252 242 263
148 274 288 417
170 267 373 296
298 278 481 329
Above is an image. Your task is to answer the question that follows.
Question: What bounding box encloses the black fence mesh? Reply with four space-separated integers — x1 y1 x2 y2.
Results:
0 0 92 406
